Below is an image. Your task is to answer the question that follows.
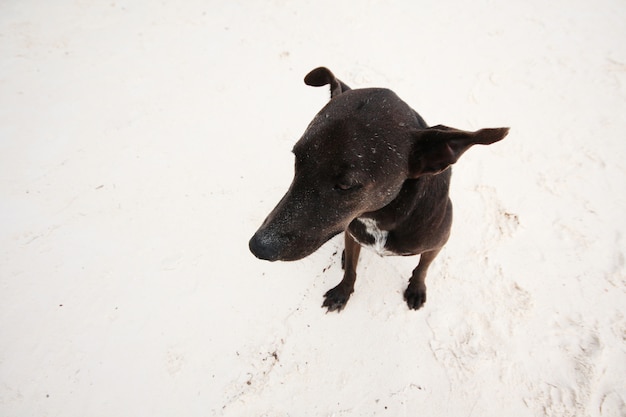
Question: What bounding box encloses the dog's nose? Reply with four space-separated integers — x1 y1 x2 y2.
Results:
249 233 279 261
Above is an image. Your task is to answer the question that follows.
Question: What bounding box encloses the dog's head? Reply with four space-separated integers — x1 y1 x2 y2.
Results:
249 67 508 261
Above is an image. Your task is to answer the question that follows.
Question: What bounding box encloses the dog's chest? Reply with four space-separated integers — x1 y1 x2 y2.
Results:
349 218 395 256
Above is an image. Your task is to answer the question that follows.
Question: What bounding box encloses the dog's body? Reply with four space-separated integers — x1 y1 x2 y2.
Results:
249 67 508 312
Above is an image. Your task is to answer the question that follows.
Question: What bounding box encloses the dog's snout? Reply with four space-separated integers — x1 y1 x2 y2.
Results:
249 232 280 261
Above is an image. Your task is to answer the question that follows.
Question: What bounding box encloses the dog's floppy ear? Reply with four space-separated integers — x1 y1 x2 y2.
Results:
304 67 352 98
409 125 509 177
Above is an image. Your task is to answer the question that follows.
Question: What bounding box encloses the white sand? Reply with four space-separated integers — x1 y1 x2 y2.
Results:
1 1 625 416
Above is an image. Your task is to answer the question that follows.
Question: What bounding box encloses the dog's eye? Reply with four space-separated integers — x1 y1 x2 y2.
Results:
334 182 361 192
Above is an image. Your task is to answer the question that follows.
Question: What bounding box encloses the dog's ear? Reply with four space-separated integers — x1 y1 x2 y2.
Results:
409 125 509 177
304 67 352 98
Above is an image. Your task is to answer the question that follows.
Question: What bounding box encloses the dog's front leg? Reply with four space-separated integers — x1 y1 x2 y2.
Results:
323 232 361 312
404 248 442 310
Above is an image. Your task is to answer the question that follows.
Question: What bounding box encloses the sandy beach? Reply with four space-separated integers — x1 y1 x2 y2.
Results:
1 1 625 416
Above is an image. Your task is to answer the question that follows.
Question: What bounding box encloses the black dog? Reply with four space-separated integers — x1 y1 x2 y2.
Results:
249 67 508 312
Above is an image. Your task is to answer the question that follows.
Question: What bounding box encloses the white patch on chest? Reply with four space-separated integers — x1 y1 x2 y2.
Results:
352 218 393 256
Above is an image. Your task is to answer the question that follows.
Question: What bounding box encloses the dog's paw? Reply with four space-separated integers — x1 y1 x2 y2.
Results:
404 286 427 310
322 286 352 312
